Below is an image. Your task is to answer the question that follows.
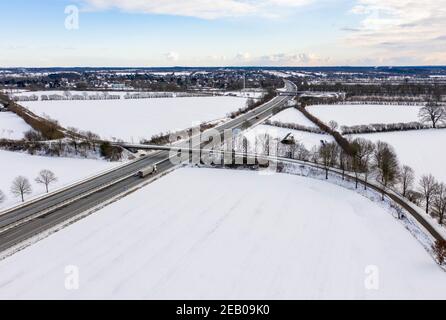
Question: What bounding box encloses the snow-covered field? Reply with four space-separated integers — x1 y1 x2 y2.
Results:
269 108 317 128
0 167 444 299
307 104 422 127
0 112 32 140
20 96 247 142
245 124 331 150
350 129 446 183
0 150 118 210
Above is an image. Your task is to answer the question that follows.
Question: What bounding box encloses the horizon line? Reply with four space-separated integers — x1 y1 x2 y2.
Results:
1 65 446 70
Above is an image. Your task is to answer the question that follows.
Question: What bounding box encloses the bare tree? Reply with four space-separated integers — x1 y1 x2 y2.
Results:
67 127 80 154
419 174 438 214
399 165 415 198
350 141 362 189
246 98 255 109
259 133 271 156
84 131 101 151
310 146 319 164
0 190 5 204
350 138 374 189
318 142 339 179
433 183 446 225
11 176 32 203
328 120 339 131
419 100 446 128
355 138 375 190
339 149 348 181
374 141 399 200
24 129 43 142
293 143 310 162
432 240 446 265
35 169 58 193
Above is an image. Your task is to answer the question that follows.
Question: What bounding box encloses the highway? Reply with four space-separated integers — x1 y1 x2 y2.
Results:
0 80 297 253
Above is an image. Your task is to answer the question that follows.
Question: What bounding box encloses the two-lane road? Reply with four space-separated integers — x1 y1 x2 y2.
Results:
0 80 297 253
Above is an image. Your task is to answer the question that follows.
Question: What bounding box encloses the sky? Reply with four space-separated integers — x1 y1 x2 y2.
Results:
0 0 445 67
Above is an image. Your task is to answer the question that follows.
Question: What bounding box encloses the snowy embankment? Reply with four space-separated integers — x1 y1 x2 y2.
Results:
0 112 32 140
19 95 247 142
307 104 421 127
0 167 445 299
349 129 446 183
244 124 331 150
269 108 318 128
0 150 118 210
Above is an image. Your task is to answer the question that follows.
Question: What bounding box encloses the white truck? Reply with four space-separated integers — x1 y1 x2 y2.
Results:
137 165 158 178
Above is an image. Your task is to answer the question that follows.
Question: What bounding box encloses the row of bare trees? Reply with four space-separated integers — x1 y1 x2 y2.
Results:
315 138 446 229
419 100 446 129
0 170 57 204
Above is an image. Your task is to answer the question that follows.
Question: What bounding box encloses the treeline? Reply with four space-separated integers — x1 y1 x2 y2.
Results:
0 135 123 161
344 96 441 104
341 122 446 135
295 82 446 98
308 99 435 106
298 96 344 106
265 119 326 135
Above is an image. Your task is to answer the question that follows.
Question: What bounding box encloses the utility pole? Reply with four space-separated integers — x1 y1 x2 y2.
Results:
243 73 246 90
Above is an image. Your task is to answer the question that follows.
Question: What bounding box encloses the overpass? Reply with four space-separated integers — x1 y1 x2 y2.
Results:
278 91 307 96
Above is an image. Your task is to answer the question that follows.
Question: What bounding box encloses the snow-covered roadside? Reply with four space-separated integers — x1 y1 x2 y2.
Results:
0 150 119 210
0 167 445 299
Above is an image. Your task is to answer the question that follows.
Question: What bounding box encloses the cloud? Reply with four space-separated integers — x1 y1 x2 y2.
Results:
232 52 330 66
165 51 180 61
349 0 445 43
235 52 252 61
344 0 446 64
79 0 312 19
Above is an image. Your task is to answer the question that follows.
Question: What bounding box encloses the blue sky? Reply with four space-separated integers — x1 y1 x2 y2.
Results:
0 0 444 67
